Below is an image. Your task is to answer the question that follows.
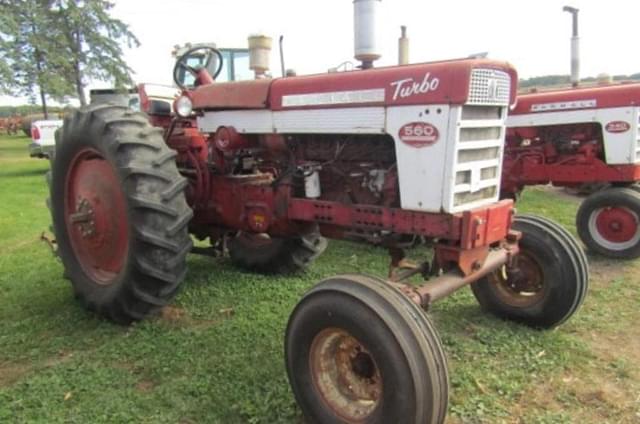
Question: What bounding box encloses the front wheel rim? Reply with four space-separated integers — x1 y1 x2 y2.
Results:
309 327 382 421
64 148 129 285
487 252 545 308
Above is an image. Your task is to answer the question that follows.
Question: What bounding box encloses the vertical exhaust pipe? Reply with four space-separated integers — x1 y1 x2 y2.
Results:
563 6 580 87
398 25 409 65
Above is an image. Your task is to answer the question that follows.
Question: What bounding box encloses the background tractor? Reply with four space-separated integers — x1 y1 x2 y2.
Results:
502 82 640 259
46 2 588 422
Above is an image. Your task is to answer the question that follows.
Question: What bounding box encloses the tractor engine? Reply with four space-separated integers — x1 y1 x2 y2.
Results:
502 122 604 194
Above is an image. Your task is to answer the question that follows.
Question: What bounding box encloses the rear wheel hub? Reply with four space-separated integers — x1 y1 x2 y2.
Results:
64 148 129 285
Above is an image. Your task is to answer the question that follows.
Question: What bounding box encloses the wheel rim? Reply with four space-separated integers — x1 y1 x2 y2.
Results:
64 148 129 285
309 327 382 421
589 206 640 251
487 252 545 308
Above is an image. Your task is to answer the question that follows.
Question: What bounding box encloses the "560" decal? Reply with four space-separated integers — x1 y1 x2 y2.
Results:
398 122 439 148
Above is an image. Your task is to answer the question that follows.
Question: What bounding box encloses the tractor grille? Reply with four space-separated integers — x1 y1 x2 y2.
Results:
636 114 640 161
447 105 506 211
467 69 511 106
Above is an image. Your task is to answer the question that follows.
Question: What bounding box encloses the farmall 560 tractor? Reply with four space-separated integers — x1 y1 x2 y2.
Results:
502 82 640 259
47 9 588 424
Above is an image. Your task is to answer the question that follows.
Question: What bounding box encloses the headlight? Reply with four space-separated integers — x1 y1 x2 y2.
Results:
175 95 193 117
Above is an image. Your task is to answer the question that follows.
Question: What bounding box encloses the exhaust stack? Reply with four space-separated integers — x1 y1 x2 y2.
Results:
353 0 382 69
398 25 409 65
563 6 580 87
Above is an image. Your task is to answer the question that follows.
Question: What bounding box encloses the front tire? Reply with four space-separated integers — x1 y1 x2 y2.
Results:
576 187 640 259
50 104 192 324
471 215 589 328
286 274 449 424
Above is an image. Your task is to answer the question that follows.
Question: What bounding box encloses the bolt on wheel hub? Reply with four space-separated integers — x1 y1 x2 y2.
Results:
70 197 97 239
309 327 382 421
489 252 545 308
64 148 129 285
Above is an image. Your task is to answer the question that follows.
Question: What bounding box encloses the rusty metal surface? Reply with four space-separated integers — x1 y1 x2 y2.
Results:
392 235 520 309
309 327 382 421
191 79 272 109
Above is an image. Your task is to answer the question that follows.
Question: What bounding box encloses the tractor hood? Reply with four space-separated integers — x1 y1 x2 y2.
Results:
512 83 640 115
190 58 517 111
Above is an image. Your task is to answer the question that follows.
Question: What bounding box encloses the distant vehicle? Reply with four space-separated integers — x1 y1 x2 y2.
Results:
29 119 63 158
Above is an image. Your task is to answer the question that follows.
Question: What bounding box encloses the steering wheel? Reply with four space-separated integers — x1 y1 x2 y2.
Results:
173 46 224 89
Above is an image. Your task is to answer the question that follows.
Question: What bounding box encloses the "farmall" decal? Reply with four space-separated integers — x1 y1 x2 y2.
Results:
390 73 440 101
605 121 631 133
398 122 439 148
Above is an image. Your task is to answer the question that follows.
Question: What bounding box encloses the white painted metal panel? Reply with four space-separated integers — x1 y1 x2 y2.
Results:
273 107 385 134
198 108 385 135
198 110 274 133
387 105 452 212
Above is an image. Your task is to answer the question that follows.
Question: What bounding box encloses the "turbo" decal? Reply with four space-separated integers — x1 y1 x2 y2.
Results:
390 73 440 101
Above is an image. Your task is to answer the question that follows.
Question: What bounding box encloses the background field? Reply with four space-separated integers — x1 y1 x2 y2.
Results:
0 134 638 423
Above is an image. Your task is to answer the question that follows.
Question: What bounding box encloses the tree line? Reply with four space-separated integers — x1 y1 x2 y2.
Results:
0 0 138 118
520 73 640 88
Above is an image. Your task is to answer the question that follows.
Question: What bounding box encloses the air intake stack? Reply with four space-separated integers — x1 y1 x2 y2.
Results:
353 0 382 69
248 34 273 79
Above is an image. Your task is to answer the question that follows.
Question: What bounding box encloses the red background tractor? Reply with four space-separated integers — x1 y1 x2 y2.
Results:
503 82 640 258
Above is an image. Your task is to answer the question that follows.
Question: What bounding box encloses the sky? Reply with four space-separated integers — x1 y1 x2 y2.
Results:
2 0 639 106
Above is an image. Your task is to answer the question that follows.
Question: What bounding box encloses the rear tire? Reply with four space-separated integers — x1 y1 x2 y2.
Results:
471 215 588 328
228 228 327 274
50 104 192 324
286 274 449 424
576 187 640 259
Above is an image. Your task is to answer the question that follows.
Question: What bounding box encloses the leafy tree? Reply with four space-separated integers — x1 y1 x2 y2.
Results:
0 0 74 118
0 0 139 113
49 0 140 106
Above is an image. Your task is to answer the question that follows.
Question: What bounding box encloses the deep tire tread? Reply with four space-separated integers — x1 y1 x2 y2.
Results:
50 104 192 324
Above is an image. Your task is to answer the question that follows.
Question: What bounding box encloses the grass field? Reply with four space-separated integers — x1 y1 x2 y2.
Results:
0 134 638 423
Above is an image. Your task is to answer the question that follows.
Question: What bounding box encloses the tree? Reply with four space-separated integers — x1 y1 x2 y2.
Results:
50 0 139 106
0 0 74 118
0 0 139 112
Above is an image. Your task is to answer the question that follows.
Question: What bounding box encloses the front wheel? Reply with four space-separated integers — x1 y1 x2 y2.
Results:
471 215 589 328
286 274 449 424
576 187 640 259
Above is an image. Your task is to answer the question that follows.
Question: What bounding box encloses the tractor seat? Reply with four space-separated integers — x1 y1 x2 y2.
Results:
191 79 272 110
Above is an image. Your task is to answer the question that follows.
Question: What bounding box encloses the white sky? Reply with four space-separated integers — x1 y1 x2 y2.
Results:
2 0 639 106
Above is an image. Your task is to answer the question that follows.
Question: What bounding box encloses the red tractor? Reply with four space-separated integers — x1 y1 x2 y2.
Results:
48 44 588 423
503 82 640 258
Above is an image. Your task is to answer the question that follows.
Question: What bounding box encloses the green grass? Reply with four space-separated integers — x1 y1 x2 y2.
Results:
1 135 639 423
